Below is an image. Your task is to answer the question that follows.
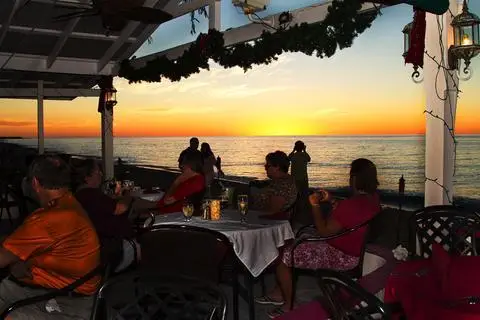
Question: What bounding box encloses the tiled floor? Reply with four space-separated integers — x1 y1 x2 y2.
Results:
223 273 321 320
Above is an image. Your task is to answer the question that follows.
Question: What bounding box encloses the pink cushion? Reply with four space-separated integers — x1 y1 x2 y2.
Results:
431 243 450 290
432 243 480 301
442 254 480 301
276 301 329 320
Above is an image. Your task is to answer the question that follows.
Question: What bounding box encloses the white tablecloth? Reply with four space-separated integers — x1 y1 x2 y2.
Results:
139 192 164 202
152 210 294 277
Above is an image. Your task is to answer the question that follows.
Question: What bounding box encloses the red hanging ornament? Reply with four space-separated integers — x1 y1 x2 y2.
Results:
405 8 426 68
198 34 209 54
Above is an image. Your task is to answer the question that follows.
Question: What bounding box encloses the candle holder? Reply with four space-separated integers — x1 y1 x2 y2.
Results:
210 200 221 221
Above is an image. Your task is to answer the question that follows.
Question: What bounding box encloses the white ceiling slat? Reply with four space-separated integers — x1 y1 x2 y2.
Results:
47 17 81 69
0 87 101 99
0 52 116 75
0 0 21 47
97 0 163 73
0 24 137 42
131 2 377 69
112 0 209 71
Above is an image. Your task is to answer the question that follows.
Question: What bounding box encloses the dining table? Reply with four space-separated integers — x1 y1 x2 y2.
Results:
149 208 295 320
150 209 295 277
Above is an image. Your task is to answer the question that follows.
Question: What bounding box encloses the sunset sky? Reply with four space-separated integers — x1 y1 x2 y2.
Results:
0 1 479 137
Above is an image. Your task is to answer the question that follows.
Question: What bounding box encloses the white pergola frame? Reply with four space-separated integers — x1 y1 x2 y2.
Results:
1 0 464 205
128 0 464 206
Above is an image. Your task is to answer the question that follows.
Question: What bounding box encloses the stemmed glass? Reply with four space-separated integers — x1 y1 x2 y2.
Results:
237 195 249 224
182 201 194 222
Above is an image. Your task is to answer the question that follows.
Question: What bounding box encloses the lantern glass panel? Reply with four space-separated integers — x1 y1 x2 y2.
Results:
454 26 461 46
461 25 474 46
403 32 410 55
473 23 479 44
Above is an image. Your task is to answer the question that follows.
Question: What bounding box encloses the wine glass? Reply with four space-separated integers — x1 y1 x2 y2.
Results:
237 194 249 224
182 201 194 222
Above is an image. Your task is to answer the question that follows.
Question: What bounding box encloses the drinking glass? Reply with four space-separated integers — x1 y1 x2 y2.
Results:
237 194 249 224
182 201 194 222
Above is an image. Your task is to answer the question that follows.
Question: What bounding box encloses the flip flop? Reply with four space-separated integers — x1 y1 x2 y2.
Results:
254 296 285 306
267 307 286 319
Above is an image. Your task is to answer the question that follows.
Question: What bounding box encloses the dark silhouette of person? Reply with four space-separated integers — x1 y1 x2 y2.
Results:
288 140 311 193
178 137 202 169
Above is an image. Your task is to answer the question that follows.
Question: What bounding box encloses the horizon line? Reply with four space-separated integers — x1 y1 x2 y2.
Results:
4 133 480 139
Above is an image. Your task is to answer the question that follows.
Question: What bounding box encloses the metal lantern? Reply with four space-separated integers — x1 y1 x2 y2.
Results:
449 0 480 73
402 21 422 83
105 88 117 109
402 21 413 58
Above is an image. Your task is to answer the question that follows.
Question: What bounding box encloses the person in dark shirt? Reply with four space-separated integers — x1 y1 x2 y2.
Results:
73 159 138 272
178 137 202 169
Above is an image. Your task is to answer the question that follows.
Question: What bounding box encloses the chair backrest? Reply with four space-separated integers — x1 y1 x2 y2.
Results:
187 188 206 216
316 269 389 320
409 205 480 258
91 273 227 320
138 225 233 283
286 192 300 225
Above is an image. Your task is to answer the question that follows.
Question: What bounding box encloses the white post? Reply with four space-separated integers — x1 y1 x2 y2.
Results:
424 0 460 206
208 0 221 30
101 103 114 180
37 80 44 154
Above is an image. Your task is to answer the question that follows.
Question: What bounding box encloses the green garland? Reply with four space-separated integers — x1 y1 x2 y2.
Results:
119 0 378 83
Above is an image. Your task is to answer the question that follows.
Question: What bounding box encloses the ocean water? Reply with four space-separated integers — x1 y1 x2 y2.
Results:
5 135 480 200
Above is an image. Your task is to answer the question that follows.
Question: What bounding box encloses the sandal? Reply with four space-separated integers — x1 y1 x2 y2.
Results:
267 307 286 319
254 296 285 306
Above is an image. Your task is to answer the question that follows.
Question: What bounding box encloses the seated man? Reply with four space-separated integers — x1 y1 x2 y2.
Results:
0 155 101 319
74 159 139 272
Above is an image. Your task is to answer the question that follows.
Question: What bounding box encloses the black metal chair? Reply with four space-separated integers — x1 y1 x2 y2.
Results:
409 205 480 258
91 273 227 320
138 225 238 320
316 269 389 319
290 216 377 310
0 264 107 319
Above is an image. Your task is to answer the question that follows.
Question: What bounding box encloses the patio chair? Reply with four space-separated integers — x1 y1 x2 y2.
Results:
316 269 390 319
0 264 107 318
90 273 227 320
409 205 480 258
290 215 377 309
138 225 239 319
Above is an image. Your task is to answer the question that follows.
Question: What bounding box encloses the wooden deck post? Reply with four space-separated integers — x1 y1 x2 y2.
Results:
101 107 114 180
37 80 44 154
424 0 461 206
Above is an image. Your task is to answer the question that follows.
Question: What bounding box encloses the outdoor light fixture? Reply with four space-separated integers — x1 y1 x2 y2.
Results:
448 0 480 80
278 11 292 25
402 21 413 58
402 21 423 83
105 88 117 110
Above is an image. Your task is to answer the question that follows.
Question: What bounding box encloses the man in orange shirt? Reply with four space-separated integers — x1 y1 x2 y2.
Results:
0 155 101 319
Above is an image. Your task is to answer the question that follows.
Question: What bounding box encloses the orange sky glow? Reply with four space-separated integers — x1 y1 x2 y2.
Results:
1 4 479 138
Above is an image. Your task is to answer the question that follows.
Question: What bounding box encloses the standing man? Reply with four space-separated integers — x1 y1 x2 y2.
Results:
178 137 202 169
288 140 311 194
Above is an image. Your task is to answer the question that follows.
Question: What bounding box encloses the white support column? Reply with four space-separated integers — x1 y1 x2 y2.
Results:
37 80 44 154
101 105 114 180
424 0 460 206
208 0 221 30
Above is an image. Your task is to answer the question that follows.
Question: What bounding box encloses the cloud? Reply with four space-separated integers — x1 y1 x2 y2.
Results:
315 108 339 115
163 106 215 114
210 84 288 98
136 106 172 113
0 120 34 126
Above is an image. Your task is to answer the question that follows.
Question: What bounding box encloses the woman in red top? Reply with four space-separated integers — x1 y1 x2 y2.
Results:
257 158 381 318
157 150 205 214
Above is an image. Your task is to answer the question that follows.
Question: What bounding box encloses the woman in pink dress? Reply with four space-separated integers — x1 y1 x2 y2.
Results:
256 158 381 318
